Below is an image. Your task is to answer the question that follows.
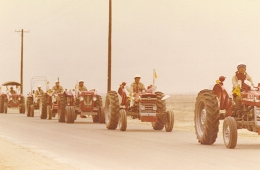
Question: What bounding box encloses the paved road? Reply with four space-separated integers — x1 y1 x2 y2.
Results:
0 111 260 170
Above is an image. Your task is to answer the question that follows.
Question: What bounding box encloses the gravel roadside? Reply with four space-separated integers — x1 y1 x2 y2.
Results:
0 137 77 170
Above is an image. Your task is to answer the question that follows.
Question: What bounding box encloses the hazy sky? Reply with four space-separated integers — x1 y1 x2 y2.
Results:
1 0 260 95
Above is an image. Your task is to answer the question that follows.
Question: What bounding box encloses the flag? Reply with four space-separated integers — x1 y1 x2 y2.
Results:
154 70 158 79
232 86 241 97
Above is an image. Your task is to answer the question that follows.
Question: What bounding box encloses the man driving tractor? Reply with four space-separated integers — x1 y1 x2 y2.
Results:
10 87 16 94
232 62 254 115
78 80 87 91
35 85 44 97
130 74 146 93
52 80 64 93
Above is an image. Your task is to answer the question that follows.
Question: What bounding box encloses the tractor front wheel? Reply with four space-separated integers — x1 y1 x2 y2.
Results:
223 116 237 149
118 109 127 131
165 110 174 132
30 105 34 117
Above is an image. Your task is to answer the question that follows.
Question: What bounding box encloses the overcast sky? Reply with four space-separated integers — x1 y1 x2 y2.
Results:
1 0 260 95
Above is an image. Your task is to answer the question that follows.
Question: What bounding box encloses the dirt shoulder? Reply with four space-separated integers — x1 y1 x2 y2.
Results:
0 137 77 170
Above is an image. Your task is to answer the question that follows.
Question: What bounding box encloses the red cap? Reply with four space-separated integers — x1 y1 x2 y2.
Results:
219 76 226 82
122 82 126 86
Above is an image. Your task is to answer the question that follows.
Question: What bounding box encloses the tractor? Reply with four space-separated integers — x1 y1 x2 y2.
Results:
26 76 48 117
194 76 260 149
57 85 105 124
104 84 174 131
0 81 25 113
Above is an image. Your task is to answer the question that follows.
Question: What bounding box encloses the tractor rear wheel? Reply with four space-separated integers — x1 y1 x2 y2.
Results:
194 89 220 145
30 105 34 117
152 92 166 130
0 96 4 113
118 109 127 131
165 110 174 132
92 95 103 123
223 117 237 149
105 91 120 130
40 94 47 119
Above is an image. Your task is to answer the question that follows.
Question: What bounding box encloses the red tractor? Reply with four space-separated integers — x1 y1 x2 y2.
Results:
194 76 260 149
40 89 65 120
26 76 48 117
0 81 25 113
56 87 105 124
104 85 174 131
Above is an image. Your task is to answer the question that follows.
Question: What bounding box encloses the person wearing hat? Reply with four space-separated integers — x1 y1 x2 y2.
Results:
78 80 87 91
232 62 254 115
52 80 64 93
130 74 146 93
35 85 44 97
10 86 16 94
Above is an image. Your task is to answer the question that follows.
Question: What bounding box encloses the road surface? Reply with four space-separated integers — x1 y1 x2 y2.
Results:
0 110 260 170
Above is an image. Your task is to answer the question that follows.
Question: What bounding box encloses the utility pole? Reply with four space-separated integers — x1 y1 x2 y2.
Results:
15 29 29 94
107 0 112 92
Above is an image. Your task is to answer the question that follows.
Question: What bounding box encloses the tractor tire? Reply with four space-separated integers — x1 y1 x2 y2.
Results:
92 115 99 123
223 117 237 149
58 95 65 122
4 103 7 113
0 96 4 113
70 106 75 123
26 97 33 117
19 96 25 113
30 105 34 117
92 95 103 123
65 106 72 123
194 89 220 145
104 91 120 130
40 94 47 119
98 106 105 124
118 109 127 131
47 105 52 120
165 110 174 132
152 92 167 130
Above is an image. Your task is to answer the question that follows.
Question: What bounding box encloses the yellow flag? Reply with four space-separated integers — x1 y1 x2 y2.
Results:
232 86 241 97
154 70 158 79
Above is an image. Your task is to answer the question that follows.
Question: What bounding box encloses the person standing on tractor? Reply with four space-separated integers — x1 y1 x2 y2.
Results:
52 81 64 93
78 80 87 91
130 74 146 93
9 87 16 94
232 62 254 114
35 85 44 97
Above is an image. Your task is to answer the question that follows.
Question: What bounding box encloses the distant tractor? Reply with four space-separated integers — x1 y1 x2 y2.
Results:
194 76 260 149
26 76 48 117
54 85 105 124
0 81 25 113
105 85 174 131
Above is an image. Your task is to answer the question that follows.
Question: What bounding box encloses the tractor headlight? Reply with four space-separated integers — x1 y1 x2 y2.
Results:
80 96 84 101
153 105 157 110
18 97 21 100
140 105 145 110
93 96 97 101
10 97 12 100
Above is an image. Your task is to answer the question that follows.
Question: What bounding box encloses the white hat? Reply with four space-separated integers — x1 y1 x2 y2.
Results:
79 80 84 83
237 62 246 70
134 74 141 78
55 80 59 83
38 84 41 88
